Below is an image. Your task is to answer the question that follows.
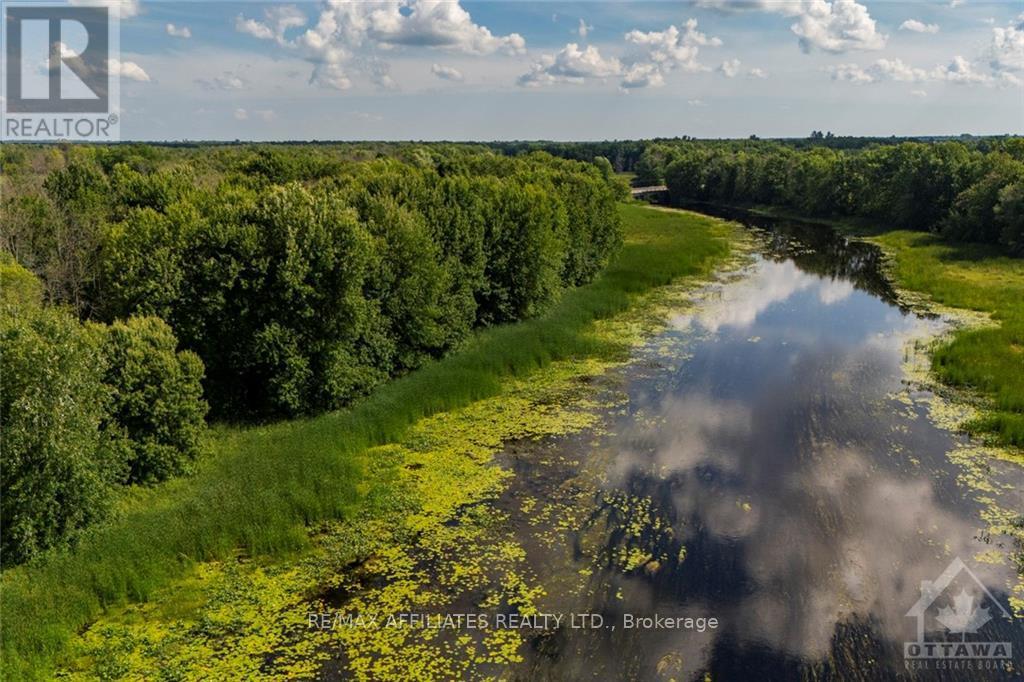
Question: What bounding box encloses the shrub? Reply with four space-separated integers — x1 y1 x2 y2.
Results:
478 180 567 324
995 181 1024 255
97 316 207 484
0 305 121 566
0 252 43 307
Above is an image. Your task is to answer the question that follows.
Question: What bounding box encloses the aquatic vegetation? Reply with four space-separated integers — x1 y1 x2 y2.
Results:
43 206 743 680
888 278 1024 624
871 230 1024 449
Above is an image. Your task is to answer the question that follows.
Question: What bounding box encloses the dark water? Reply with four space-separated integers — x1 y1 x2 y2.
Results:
512 208 1024 681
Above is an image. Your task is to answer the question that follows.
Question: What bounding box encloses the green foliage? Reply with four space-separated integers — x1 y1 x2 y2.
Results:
0 204 726 680
0 252 43 307
109 163 196 214
996 181 1024 256
870 230 1024 448
97 316 208 484
479 179 567 323
633 146 667 186
943 153 1024 245
657 138 1024 254
0 305 120 567
1 251 207 563
39 146 624 419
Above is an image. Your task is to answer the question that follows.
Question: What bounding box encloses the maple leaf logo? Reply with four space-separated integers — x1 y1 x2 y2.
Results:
935 589 992 634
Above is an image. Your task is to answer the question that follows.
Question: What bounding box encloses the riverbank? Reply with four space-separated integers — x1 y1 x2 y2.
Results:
2 204 740 680
867 231 1024 450
666 200 1024 452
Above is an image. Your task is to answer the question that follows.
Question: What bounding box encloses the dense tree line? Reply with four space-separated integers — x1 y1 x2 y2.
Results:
0 145 623 565
488 135 1018 175
646 139 1024 254
1 255 206 566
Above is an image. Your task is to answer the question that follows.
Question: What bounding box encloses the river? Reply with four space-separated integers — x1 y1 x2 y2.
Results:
491 207 1024 680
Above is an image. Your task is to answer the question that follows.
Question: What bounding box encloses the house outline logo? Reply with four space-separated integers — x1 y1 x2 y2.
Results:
904 555 1015 663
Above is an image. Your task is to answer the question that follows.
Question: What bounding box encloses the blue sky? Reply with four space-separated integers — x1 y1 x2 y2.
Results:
97 0 1024 139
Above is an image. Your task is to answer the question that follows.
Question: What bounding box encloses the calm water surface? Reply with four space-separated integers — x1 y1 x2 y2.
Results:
511 208 1024 681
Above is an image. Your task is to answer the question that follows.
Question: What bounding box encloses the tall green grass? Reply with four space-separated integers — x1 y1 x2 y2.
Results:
872 231 1024 447
0 204 730 680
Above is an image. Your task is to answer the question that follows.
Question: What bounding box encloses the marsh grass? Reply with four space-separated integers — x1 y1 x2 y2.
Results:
871 231 1024 447
0 204 730 680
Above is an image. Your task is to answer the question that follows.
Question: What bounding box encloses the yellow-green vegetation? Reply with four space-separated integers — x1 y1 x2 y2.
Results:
875 232 1024 620
2 204 736 680
869 231 1024 449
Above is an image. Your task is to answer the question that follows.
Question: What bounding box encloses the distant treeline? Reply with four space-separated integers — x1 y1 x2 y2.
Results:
644 139 1023 254
0 144 624 566
486 134 1018 172
500 136 1022 254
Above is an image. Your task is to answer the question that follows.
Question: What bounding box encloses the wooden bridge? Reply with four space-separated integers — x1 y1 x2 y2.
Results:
630 185 668 201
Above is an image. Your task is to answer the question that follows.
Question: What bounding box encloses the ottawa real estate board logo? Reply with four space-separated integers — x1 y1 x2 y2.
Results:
904 556 1018 672
2 1 120 141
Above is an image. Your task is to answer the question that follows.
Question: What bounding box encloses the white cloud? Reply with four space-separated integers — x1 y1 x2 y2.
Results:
620 62 665 89
195 71 248 91
719 58 742 77
834 13 1024 88
949 0 965 7
165 23 191 39
236 6 308 45
520 18 722 90
829 63 874 83
989 13 1024 75
911 89 928 97
283 0 524 55
791 0 886 53
748 67 769 78
688 98 708 106
430 63 464 82
236 1 524 91
695 0 801 14
899 19 939 34
874 58 932 82
236 16 275 41
624 18 721 74
817 278 853 305
830 55 999 85
360 57 397 90
228 108 274 123
518 43 621 87
940 55 991 84
577 18 593 39
696 0 885 54
108 58 150 82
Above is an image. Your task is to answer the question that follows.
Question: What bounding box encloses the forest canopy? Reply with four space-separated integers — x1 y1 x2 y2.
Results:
0 144 624 566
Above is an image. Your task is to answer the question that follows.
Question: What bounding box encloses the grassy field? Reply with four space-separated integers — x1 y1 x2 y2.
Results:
1 203 732 680
869 231 1024 448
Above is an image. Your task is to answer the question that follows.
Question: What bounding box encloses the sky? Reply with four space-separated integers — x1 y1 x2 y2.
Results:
62 0 1024 139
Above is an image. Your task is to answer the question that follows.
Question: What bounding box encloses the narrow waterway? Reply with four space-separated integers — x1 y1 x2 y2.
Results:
501 208 1024 680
